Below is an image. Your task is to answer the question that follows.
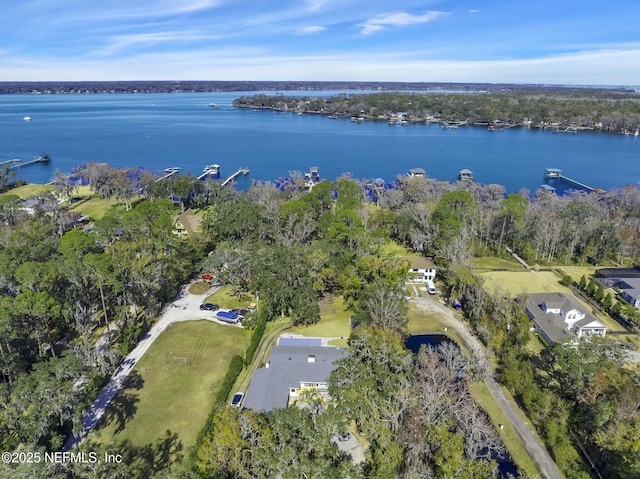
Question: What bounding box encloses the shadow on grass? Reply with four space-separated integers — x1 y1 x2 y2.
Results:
103 371 144 435
120 430 184 478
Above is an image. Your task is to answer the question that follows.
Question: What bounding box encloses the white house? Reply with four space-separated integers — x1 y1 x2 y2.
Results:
405 257 438 284
525 292 607 343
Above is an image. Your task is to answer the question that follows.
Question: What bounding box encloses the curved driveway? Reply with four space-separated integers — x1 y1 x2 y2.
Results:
64 282 222 450
413 295 563 479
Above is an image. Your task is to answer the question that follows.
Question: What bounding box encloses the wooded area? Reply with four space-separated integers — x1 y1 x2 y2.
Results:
234 90 640 133
1 164 639 478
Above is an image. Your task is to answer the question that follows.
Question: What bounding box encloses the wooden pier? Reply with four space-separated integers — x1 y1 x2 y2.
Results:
155 167 181 182
221 167 249 186
544 168 595 193
4 155 50 170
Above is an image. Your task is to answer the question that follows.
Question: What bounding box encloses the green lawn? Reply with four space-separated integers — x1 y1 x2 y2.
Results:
473 256 526 272
7 183 116 219
188 281 212 295
96 321 249 464
5 183 54 197
380 241 416 257
68 196 113 219
556 265 598 281
289 295 352 340
481 271 572 296
205 286 254 309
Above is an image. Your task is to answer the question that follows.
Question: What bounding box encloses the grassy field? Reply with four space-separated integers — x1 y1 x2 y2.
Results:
96 321 249 464
68 190 113 219
289 295 352 343
6 183 54 197
205 286 254 309
473 256 527 272
7 183 115 219
380 241 417 257
557 266 597 282
481 271 572 296
188 281 213 295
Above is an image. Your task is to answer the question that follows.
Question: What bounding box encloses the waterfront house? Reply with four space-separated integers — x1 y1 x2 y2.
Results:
408 167 427 178
525 292 607 343
457 169 474 181
405 257 438 284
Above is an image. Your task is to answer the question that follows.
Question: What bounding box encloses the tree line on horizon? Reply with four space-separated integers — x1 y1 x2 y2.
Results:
234 90 640 132
0 80 634 95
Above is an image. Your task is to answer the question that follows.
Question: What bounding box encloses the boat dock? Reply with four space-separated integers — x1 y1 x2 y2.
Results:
221 167 249 186
3 155 50 170
198 164 221 181
155 167 181 182
544 168 595 193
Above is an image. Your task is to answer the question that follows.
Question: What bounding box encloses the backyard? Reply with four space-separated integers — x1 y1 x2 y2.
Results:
95 320 249 467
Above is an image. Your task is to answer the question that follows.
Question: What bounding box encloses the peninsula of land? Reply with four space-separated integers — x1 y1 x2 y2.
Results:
233 89 640 134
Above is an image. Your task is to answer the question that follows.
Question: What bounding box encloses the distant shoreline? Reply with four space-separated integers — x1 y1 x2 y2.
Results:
0 80 635 95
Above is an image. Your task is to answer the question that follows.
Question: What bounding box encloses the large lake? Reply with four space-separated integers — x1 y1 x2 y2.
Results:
1 92 638 193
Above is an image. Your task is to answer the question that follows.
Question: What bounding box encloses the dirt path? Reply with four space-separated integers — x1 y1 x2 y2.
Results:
413 296 563 479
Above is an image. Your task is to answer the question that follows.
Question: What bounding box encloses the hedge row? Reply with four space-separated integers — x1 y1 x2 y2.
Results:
244 319 266 366
189 354 244 464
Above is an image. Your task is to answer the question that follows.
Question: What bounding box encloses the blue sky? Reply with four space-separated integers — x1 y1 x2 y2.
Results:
2 0 639 85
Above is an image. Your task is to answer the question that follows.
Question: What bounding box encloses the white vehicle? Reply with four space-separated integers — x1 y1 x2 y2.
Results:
426 279 436 295
231 392 244 408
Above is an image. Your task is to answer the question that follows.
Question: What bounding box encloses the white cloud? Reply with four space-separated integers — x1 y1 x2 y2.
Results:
305 0 329 11
4 42 640 86
359 11 446 35
295 25 327 35
94 31 226 56
40 0 223 25
469 9 481 14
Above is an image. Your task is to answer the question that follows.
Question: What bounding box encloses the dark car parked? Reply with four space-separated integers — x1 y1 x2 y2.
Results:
200 303 218 311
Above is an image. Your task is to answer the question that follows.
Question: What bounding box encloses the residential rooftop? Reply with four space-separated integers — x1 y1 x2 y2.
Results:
243 342 345 412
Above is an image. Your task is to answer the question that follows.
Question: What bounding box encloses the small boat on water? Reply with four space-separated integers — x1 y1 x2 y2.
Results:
23 116 31 121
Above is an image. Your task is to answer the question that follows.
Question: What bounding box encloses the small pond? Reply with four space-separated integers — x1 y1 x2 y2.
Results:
404 333 453 354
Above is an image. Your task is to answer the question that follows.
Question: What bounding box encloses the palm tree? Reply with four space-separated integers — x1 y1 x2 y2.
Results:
621 302 640 328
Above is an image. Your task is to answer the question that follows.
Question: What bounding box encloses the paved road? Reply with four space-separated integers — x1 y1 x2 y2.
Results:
64 282 222 450
413 295 563 479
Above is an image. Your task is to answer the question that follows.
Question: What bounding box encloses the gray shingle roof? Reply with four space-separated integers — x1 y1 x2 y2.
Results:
525 292 606 343
243 345 345 412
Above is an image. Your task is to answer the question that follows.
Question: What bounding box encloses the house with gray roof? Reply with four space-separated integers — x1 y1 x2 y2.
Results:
595 267 640 309
620 278 640 308
242 339 345 412
525 292 607 344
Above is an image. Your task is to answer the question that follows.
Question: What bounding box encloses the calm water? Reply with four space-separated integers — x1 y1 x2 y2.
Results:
1 92 639 193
